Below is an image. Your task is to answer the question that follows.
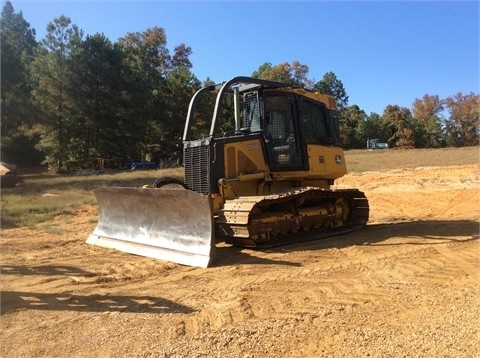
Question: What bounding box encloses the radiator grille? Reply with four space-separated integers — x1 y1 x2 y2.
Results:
184 141 210 195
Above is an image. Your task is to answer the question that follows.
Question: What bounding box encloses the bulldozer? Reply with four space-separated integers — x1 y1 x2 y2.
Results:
87 76 369 267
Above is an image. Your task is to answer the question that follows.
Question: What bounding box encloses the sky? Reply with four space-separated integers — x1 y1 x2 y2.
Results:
9 0 479 115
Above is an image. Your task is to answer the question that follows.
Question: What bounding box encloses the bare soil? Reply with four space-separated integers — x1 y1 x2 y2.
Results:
1 164 479 357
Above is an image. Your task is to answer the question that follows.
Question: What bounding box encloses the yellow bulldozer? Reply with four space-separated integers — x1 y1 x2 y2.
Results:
87 76 369 267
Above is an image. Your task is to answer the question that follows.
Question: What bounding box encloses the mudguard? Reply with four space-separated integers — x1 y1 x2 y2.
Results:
86 187 215 268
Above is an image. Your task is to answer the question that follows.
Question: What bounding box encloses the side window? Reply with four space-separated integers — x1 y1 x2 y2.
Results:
244 92 262 132
299 99 329 143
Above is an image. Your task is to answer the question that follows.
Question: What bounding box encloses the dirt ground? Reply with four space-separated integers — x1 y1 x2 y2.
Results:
1 164 479 357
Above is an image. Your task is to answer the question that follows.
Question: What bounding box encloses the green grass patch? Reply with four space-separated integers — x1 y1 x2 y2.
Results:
1 190 92 229
1 168 183 230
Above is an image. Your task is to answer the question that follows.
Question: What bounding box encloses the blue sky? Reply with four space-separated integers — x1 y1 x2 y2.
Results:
10 0 479 114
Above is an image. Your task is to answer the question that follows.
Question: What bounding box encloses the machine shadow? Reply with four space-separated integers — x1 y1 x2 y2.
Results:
1 265 94 277
213 246 303 267
212 219 479 267
0 291 195 316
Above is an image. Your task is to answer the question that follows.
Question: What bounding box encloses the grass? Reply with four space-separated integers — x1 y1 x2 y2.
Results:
1 168 183 229
1 147 478 230
345 146 479 172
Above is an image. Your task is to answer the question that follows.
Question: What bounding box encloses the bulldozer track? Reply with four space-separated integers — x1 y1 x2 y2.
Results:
216 188 369 248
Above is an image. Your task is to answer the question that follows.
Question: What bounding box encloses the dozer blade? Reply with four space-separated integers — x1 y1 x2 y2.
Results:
86 187 214 268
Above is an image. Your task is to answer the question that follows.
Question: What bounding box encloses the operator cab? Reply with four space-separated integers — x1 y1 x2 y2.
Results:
243 89 339 171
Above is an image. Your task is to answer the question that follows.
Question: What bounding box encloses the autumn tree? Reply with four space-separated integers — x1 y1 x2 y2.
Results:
411 94 445 148
382 105 415 148
252 61 311 87
253 65 348 111
443 93 479 147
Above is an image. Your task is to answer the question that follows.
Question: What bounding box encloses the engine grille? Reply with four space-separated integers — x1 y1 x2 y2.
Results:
184 140 210 195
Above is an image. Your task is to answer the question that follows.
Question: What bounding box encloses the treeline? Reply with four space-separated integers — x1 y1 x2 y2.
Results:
2 2 202 170
1 2 478 171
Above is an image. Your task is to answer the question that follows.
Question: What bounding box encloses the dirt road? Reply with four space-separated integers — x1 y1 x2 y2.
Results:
1 165 479 357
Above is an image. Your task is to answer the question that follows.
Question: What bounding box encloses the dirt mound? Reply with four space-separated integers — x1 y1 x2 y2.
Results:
0 163 17 188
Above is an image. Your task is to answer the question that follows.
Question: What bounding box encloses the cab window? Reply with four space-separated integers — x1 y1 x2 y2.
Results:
299 98 330 143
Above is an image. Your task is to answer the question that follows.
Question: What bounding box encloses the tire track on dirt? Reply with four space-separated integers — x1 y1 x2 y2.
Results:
179 236 434 336
434 240 479 282
175 259 392 337
372 240 479 286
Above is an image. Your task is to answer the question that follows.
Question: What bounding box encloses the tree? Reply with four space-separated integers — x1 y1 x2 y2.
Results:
357 112 390 148
314 71 348 110
29 15 83 171
382 105 415 148
0 1 39 164
443 92 479 147
171 43 193 69
119 27 172 77
67 33 133 166
118 27 195 162
252 61 311 87
338 105 367 149
117 27 171 159
411 94 445 148
412 94 443 119
154 67 201 163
